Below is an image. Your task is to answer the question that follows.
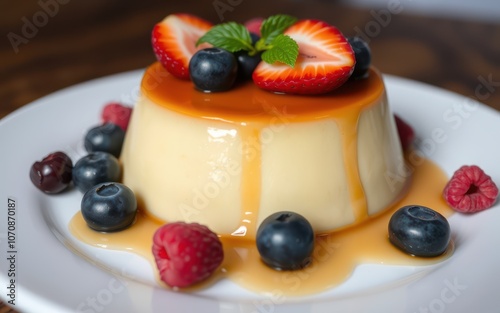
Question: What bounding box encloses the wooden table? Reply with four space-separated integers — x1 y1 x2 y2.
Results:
1 0 499 311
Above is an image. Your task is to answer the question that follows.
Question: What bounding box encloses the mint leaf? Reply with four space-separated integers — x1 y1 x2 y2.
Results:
196 22 254 53
260 15 297 44
195 15 299 67
261 34 299 67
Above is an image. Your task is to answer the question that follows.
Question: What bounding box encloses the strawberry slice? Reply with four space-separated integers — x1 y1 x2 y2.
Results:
252 19 355 95
152 13 213 80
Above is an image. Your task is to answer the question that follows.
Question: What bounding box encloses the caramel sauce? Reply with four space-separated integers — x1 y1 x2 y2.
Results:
142 62 383 123
69 158 454 296
236 126 262 238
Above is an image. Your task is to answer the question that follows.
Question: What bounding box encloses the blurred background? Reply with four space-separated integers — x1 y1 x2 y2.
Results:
342 0 500 22
1 0 499 120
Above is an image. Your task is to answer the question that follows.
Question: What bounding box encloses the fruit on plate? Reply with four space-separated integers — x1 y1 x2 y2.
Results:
388 205 451 257
72 151 121 193
394 114 415 151
152 222 224 288
29 151 73 194
252 19 355 94
256 211 315 270
81 182 137 232
152 13 213 79
101 102 133 131
84 123 125 158
443 165 498 213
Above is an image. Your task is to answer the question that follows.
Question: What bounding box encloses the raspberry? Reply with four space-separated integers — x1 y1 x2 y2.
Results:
244 17 263 35
443 165 498 213
101 102 133 131
394 114 415 151
152 222 224 288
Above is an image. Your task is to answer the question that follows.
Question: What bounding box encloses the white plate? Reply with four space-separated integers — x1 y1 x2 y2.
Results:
1 70 500 313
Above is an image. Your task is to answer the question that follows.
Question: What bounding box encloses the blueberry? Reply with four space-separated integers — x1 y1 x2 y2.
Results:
189 48 238 92
72 152 121 193
235 33 262 80
29 151 73 193
84 123 125 158
388 205 451 257
256 211 315 270
348 36 371 79
81 182 137 232
235 50 262 81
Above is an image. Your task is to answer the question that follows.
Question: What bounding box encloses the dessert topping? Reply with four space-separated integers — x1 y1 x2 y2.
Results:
153 14 360 94
348 36 371 79
443 165 498 213
189 47 238 92
256 211 315 270
29 151 73 194
252 19 355 94
152 222 224 288
197 14 298 67
152 13 213 79
388 205 451 257
101 102 132 131
244 17 264 36
234 32 262 80
81 182 137 232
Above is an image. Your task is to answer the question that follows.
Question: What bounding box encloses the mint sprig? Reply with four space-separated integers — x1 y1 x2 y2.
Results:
196 22 256 54
259 14 297 45
196 14 299 67
261 34 299 67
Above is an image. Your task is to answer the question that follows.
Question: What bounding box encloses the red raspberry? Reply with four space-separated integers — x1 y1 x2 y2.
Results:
394 114 415 151
244 17 263 35
443 165 498 213
101 102 133 131
152 222 224 288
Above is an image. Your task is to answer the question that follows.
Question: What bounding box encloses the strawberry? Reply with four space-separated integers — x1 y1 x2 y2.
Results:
252 19 355 95
152 222 224 288
443 165 498 213
152 14 213 80
394 114 415 151
101 102 132 131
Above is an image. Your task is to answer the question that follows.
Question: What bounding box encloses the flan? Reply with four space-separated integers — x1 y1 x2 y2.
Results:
120 62 407 238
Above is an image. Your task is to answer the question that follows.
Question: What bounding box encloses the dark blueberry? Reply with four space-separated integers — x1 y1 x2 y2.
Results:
235 50 262 81
29 151 72 193
256 211 315 270
189 48 238 92
388 205 451 257
84 123 125 158
234 33 262 81
72 152 121 193
348 36 371 79
81 182 137 232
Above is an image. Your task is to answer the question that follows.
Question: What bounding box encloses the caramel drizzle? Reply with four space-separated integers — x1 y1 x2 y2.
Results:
231 126 261 239
336 110 369 223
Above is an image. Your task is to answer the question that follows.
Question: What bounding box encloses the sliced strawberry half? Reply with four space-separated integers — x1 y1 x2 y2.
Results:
152 13 213 80
252 19 355 95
